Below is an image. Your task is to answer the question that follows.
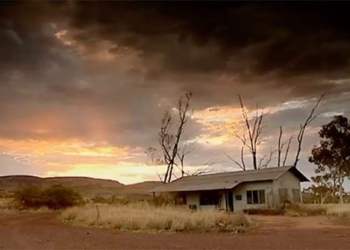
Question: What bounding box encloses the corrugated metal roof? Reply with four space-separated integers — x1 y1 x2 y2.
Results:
150 166 309 193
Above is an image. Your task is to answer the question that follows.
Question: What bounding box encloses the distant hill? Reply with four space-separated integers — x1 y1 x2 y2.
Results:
0 175 161 198
122 181 162 194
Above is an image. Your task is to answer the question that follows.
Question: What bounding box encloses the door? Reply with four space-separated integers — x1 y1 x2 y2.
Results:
227 191 234 212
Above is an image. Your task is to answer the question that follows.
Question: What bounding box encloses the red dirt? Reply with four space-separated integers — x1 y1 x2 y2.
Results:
0 212 350 249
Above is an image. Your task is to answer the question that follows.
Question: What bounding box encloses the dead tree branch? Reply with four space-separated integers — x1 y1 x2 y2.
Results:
293 94 324 167
238 95 265 170
259 148 275 169
189 161 216 176
145 147 163 182
159 92 193 183
277 126 283 167
223 151 246 171
282 135 293 166
176 142 195 177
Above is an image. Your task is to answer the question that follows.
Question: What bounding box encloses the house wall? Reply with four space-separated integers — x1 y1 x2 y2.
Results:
218 191 227 210
186 192 200 208
273 171 301 206
200 205 217 210
232 181 273 211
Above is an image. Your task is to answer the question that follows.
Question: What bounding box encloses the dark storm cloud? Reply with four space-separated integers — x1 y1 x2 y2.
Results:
0 1 82 105
0 2 66 69
67 2 350 77
0 1 349 154
2 1 350 107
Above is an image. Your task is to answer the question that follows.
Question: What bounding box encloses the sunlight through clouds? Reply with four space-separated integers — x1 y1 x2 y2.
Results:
1 2 350 184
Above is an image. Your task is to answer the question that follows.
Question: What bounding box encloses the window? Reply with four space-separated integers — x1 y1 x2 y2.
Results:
235 195 242 201
246 190 265 204
200 191 219 205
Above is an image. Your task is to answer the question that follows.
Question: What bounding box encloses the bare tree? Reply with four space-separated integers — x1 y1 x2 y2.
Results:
277 126 294 167
176 142 195 178
293 94 324 168
159 92 193 183
275 94 323 168
282 135 293 167
145 147 164 182
237 95 265 170
258 148 275 169
223 134 246 171
187 160 217 176
277 126 283 167
229 94 323 171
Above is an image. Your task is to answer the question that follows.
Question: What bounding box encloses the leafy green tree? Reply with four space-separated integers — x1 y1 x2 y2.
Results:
309 115 350 203
306 176 333 204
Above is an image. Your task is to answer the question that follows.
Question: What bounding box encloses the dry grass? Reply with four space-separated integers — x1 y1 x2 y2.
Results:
0 198 19 213
0 198 51 214
61 203 253 233
0 198 15 209
284 204 327 217
243 208 284 216
284 203 350 222
320 204 350 225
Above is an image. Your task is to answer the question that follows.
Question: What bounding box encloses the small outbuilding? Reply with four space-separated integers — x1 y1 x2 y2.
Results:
150 166 309 211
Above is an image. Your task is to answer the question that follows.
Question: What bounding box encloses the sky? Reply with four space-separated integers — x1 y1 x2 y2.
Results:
0 1 349 185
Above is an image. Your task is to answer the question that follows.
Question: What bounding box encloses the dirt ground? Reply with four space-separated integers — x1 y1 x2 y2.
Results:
0 212 350 250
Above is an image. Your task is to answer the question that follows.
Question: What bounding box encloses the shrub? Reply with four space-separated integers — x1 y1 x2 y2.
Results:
42 184 84 210
13 184 83 210
14 184 45 209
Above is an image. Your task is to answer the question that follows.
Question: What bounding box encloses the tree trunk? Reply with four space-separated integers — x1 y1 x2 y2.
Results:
339 187 344 204
252 152 257 170
321 195 325 204
339 175 344 204
332 178 336 203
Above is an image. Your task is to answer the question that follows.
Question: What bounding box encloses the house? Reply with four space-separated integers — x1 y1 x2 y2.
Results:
150 166 309 211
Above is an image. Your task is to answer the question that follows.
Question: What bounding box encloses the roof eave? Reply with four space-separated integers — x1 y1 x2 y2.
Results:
287 166 309 182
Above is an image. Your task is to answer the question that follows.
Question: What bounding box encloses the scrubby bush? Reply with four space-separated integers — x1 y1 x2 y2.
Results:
14 184 83 210
14 184 45 208
43 184 84 210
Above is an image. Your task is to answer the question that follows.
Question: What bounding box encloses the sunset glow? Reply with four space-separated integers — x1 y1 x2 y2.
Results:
1 2 350 184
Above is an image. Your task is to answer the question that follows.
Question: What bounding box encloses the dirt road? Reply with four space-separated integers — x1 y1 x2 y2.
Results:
0 212 350 249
